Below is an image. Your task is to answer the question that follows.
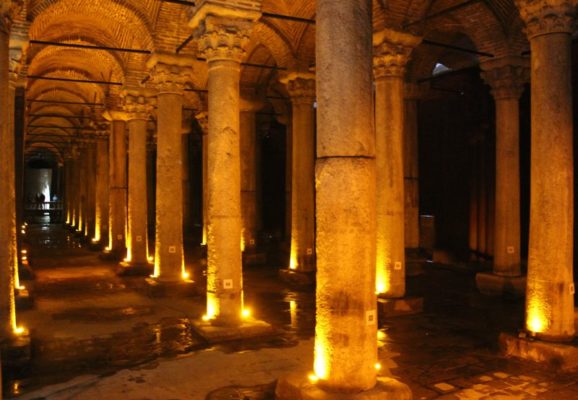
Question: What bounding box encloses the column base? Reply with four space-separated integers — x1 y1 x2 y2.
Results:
276 373 412 400
243 247 268 266
15 287 34 310
406 248 427 276
377 296 423 317
118 261 153 277
145 277 198 297
279 269 316 288
1 332 32 368
476 273 526 297
99 249 125 262
499 332 578 371
88 240 106 251
192 317 275 344
19 260 35 280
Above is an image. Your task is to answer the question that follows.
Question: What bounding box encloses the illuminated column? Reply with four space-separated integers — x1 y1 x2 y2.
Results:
516 0 575 341
147 54 192 282
0 23 18 338
404 83 420 250
190 3 260 325
283 72 316 273
70 148 80 228
195 112 209 247
93 132 109 245
278 0 409 397
373 28 421 297
106 113 128 258
240 93 261 255
476 57 528 295
84 141 96 238
122 90 154 269
77 144 88 232
64 157 73 224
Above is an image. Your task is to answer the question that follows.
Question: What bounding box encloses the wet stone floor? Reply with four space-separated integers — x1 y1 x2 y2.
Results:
4 223 578 399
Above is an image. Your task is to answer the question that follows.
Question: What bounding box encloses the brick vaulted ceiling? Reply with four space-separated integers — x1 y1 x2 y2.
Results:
4 0 537 159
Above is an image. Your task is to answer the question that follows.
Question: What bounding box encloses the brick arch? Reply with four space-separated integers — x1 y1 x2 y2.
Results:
28 0 154 50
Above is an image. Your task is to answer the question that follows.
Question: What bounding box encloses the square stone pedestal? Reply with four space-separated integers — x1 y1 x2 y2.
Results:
118 262 153 277
88 240 105 251
145 277 198 297
279 269 316 288
476 273 526 297
276 373 412 400
1 332 32 368
499 332 578 371
15 287 34 310
243 249 268 266
192 318 275 344
99 250 124 262
378 296 423 317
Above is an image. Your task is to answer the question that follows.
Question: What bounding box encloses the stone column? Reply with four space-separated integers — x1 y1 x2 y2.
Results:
70 147 80 229
84 141 96 238
147 54 192 282
240 93 262 256
190 4 260 325
404 83 421 250
106 113 128 258
515 0 575 341
77 145 88 232
64 157 73 224
477 57 528 295
278 1 411 398
0 22 18 338
282 72 316 274
121 89 154 271
373 29 421 297
93 132 109 245
195 112 209 247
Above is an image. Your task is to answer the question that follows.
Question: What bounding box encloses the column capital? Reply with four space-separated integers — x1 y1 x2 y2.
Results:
195 111 208 134
280 71 316 104
121 87 156 120
515 0 576 38
190 1 261 64
373 28 421 79
146 52 194 94
481 56 530 100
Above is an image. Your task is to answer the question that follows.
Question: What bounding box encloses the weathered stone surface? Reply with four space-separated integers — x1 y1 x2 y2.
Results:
500 332 578 371
377 296 423 317
276 373 412 400
476 272 526 297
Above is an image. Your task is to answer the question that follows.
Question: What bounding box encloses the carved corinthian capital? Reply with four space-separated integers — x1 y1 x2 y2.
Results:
373 28 422 79
280 71 316 105
146 53 194 94
481 56 530 100
189 0 261 63
515 0 576 38
122 88 155 120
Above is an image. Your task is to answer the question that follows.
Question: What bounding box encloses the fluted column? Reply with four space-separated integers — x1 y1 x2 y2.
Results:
106 113 128 258
515 0 575 341
373 28 421 297
191 4 260 325
147 54 192 282
283 72 316 273
93 131 109 245
0 21 18 338
122 89 154 269
404 83 421 250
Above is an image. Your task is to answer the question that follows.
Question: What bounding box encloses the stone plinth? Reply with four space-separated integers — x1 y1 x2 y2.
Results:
192 318 275 344
476 272 526 297
500 332 578 371
378 296 423 317
1 332 31 368
145 277 197 298
276 374 412 400
243 249 267 266
15 287 33 310
118 261 153 277
279 268 315 288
